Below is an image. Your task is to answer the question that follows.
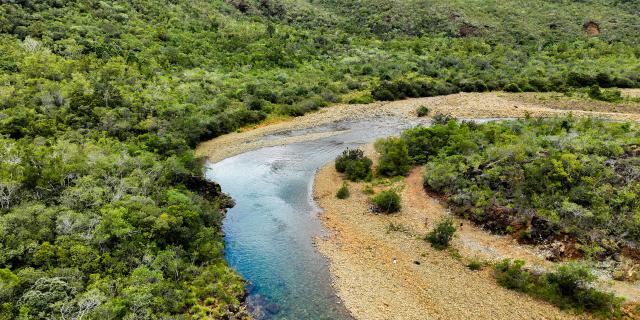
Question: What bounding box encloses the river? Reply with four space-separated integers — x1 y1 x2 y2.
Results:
205 116 426 319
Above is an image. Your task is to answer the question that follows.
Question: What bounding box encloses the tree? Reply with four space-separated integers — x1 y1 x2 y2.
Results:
375 137 411 177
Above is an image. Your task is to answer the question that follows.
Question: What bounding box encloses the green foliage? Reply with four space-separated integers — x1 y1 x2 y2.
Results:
416 105 430 117
504 83 522 93
372 190 401 213
494 260 622 317
0 0 638 318
362 185 375 195
336 182 350 199
415 117 640 249
426 217 457 250
375 137 412 177
588 85 623 102
467 259 483 271
335 149 373 181
432 113 457 125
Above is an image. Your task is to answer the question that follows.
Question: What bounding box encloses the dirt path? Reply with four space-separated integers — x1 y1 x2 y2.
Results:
402 167 553 266
314 164 584 320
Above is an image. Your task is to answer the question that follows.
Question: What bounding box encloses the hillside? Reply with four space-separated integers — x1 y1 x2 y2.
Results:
0 0 639 319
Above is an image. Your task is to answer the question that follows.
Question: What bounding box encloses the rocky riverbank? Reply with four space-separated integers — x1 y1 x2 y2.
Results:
312 154 586 320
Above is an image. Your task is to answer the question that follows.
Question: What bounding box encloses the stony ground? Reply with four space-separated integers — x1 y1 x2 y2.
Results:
314 161 585 320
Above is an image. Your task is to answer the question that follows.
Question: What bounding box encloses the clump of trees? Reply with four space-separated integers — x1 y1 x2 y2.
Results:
370 117 640 258
410 117 640 258
494 260 622 317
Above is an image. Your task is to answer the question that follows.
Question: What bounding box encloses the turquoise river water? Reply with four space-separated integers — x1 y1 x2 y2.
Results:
205 116 426 319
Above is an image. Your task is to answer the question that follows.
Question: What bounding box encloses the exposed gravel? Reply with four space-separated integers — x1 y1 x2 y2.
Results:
195 92 640 161
313 164 583 320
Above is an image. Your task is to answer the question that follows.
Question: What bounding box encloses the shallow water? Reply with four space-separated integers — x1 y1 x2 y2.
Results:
205 116 425 319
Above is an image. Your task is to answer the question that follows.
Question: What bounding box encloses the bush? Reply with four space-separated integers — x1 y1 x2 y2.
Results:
372 190 401 213
588 85 622 102
432 113 457 125
503 83 522 92
494 260 622 317
375 137 411 177
336 182 350 199
348 94 374 104
416 105 430 117
425 217 456 249
467 259 483 271
335 149 373 181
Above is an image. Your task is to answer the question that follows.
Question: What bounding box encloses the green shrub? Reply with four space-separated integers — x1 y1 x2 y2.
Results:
503 83 522 92
416 105 430 117
467 259 483 271
375 137 411 177
431 113 457 125
494 260 623 317
425 217 456 249
588 85 622 102
335 149 373 181
246 98 266 110
372 190 401 213
336 182 350 199
349 94 374 104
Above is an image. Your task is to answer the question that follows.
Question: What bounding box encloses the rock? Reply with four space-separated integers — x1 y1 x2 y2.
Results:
265 303 280 314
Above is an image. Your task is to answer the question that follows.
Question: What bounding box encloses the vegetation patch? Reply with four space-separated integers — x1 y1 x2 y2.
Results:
335 149 373 181
336 182 350 199
494 260 623 317
372 190 402 214
374 137 412 177
425 217 457 250
408 117 640 260
416 105 430 117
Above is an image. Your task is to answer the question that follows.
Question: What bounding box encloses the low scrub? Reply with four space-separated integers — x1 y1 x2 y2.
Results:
372 190 401 213
335 149 373 181
336 182 350 199
415 117 640 257
588 85 623 102
416 105 430 117
425 217 456 250
494 260 622 317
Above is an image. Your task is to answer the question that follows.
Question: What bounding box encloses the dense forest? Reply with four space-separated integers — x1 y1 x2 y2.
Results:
1 0 639 319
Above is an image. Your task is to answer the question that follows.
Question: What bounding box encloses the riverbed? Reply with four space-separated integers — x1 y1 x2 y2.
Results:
205 116 425 319
198 92 640 319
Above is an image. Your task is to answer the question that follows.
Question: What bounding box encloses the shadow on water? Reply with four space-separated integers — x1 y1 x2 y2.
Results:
205 116 503 319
